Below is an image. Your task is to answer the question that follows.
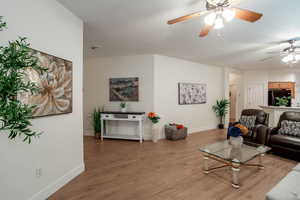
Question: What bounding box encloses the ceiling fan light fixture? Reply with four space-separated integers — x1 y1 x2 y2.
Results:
282 53 300 64
204 12 216 26
214 17 224 29
282 55 291 63
222 8 235 22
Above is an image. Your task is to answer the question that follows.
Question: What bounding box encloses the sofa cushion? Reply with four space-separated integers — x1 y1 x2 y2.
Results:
240 115 256 129
266 171 300 200
278 120 300 138
270 134 300 150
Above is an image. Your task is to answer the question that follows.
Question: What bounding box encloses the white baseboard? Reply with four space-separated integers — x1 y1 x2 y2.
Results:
29 163 85 200
84 129 153 140
84 130 94 136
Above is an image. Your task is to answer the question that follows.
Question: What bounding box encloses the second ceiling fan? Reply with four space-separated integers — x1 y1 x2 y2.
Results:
167 0 263 37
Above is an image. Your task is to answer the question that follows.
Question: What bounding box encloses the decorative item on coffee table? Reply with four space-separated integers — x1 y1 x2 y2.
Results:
212 99 230 129
228 125 244 148
148 112 161 143
165 123 187 141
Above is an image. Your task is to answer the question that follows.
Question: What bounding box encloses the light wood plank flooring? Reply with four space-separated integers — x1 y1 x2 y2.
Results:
49 129 297 200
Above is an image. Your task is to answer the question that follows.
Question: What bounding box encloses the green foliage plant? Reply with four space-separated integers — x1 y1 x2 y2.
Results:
120 102 126 108
212 99 230 125
92 108 101 138
0 17 46 143
276 96 291 107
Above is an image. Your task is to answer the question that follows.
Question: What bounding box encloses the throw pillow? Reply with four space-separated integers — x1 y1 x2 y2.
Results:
240 115 256 129
278 120 300 138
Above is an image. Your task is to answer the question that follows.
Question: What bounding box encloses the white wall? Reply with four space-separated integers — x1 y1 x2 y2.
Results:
84 55 225 139
153 55 224 136
84 55 154 139
0 1 84 200
229 71 244 119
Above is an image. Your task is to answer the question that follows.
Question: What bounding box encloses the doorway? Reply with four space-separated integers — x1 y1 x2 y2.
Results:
246 84 264 109
229 84 238 122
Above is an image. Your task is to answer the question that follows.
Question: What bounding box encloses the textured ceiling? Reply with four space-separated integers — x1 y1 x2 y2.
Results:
58 0 300 69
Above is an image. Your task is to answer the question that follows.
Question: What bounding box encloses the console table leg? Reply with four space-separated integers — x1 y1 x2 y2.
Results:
139 120 143 143
203 153 210 174
101 119 104 141
232 161 240 189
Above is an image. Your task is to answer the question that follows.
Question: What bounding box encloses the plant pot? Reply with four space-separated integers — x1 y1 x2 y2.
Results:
121 107 127 113
218 124 224 129
152 123 160 143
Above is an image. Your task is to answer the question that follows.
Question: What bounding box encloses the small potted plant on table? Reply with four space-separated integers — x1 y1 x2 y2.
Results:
120 102 127 112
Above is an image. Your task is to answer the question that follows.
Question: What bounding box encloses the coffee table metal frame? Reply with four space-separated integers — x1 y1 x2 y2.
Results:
200 141 270 189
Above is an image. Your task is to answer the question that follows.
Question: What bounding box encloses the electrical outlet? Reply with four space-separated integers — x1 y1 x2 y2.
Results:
35 168 42 178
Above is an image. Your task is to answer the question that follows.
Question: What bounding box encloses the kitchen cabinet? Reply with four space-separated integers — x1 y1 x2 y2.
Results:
268 82 295 98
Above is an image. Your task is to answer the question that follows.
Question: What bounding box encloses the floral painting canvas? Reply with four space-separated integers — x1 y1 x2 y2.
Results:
19 50 72 117
109 77 139 101
178 83 206 105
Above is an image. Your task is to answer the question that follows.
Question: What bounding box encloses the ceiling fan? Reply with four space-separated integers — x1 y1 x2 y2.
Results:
261 38 300 65
167 0 263 37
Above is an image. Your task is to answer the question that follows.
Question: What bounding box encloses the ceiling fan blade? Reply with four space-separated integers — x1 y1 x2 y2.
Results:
199 25 213 37
260 56 275 62
167 10 208 25
266 51 281 54
206 2 216 10
232 8 263 22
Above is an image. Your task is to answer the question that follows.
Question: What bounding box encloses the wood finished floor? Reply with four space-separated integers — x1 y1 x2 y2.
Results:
49 129 297 200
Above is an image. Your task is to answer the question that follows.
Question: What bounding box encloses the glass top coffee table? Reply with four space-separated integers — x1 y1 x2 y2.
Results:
199 140 271 189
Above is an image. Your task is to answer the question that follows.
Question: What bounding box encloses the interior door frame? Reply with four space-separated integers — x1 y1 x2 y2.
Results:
245 83 266 109
229 84 238 121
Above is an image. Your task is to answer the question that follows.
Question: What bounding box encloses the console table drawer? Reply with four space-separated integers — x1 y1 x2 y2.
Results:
128 115 142 120
101 114 113 119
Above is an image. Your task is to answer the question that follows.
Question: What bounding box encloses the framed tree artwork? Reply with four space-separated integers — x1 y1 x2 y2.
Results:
109 77 139 101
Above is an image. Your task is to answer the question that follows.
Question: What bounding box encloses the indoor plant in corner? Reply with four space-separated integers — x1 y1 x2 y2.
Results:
212 99 230 129
92 108 101 139
0 17 46 143
148 112 161 143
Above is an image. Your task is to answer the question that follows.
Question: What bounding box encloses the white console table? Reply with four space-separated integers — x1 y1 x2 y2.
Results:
100 112 145 143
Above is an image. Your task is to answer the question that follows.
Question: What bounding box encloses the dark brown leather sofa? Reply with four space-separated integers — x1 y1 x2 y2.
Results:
267 111 300 159
228 109 269 145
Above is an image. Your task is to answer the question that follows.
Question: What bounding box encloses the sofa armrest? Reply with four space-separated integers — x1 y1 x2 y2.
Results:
251 124 265 139
255 125 269 145
264 127 279 145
